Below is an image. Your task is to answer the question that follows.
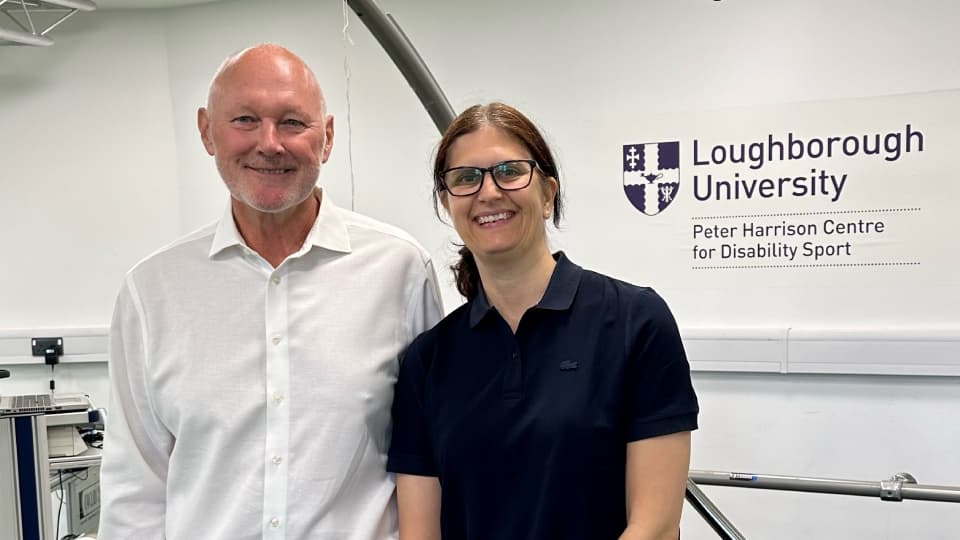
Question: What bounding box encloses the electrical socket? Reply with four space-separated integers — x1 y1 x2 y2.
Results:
31 337 63 364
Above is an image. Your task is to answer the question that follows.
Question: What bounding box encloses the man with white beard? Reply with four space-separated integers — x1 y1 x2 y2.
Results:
99 44 442 540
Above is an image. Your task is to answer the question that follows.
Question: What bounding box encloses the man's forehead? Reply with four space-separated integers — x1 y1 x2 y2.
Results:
216 89 322 115
220 44 305 77
208 45 323 112
217 58 310 93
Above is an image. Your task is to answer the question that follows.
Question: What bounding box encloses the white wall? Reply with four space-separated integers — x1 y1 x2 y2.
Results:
1 0 959 537
0 11 181 327
0 11 180 401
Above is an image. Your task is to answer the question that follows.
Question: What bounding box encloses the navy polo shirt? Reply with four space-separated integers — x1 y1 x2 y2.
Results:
387 253 698 540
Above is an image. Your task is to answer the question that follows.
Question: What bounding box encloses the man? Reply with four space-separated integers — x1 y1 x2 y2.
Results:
98 44 443 539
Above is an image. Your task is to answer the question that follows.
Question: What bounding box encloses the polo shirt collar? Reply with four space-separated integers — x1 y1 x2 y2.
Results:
468 251 583 327
208 187 352 258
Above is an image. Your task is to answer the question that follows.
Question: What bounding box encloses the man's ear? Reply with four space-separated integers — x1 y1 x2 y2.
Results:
198 107 215 156
321 115 335 163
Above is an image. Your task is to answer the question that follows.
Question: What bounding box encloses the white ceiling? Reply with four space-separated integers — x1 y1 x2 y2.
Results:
94 0 232 9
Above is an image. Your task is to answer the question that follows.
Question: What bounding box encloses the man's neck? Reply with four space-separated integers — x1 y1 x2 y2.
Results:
232 190 321 268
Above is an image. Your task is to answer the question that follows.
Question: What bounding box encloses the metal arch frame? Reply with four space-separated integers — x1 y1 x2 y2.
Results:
344 0 454 133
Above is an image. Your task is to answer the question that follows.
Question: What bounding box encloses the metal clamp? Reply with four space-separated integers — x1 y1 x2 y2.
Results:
880 472 918 501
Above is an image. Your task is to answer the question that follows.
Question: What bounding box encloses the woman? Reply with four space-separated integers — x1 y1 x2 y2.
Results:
387 103 699 540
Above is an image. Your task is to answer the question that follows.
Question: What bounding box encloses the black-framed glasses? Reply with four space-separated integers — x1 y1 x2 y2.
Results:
439 159 540 197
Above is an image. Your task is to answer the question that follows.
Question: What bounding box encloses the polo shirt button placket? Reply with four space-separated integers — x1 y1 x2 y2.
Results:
503 350 523 401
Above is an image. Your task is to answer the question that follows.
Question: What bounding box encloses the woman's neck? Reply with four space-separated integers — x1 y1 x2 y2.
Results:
476 246 556 333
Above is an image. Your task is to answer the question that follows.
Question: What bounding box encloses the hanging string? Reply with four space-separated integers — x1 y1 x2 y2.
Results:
341 0 357 211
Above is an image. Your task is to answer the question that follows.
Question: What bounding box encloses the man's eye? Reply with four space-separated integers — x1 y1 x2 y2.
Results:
232 116 256 123
281 119 307 128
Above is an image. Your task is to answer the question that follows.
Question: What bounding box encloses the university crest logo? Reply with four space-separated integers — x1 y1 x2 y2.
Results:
622 142 680 216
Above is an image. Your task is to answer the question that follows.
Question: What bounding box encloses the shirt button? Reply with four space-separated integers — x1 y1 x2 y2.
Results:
271 275 281 285
272 393 284 405
272 455 283 465
271 335 282 345
269 517 281 528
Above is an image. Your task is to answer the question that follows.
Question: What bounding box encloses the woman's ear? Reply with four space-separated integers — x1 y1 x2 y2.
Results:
541 176 559 211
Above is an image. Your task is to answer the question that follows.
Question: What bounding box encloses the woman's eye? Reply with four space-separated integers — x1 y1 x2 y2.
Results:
456 171 481 184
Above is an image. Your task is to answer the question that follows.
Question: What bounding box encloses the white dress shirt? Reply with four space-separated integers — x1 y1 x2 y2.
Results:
99 191 443 540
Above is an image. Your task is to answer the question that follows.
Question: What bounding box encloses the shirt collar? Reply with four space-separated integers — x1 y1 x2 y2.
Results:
208 187 352 259
468 251 583 327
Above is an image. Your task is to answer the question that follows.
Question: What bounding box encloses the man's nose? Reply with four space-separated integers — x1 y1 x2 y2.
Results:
257 122 284 155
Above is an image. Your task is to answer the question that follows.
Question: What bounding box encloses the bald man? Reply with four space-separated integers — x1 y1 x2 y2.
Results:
99 44 443 539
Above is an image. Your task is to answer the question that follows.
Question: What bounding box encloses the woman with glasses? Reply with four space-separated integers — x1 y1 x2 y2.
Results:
387 102 699 540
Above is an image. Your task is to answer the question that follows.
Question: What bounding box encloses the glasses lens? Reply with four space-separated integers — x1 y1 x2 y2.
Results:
444 168 484 195
492 161 533 189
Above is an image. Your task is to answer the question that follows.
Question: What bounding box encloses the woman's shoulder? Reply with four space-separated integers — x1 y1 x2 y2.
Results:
574 267 677 330
579 267 664 302
404 301 474 360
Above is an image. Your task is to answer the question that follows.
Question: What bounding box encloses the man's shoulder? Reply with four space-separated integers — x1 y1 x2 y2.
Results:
336 207 432 263
127 222 218 278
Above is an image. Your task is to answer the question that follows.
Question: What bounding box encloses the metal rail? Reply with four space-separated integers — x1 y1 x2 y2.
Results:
685 479 747 539
690 469 960 503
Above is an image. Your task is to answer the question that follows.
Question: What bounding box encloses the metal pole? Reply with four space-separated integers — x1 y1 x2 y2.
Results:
39 8 79 36
690 469 960 503
901 484 960 503
685 479 748 539
345 0 455 133
0 26 52 46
